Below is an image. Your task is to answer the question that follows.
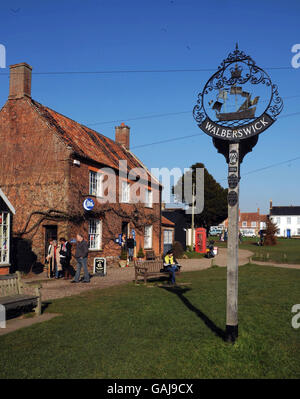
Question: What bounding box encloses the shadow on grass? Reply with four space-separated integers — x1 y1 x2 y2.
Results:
5 301 52 321
159 285 226 342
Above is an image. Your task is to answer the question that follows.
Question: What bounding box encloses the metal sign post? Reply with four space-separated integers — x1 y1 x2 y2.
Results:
193 44 283 343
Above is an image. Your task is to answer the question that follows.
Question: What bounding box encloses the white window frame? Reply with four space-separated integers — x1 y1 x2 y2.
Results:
121 181 130 203
297 217 300 225
0 211 10 265
251 221 257 227
276 217 281 225
242 221 247 227
88 219 102 250
163 229 173 245
297 228 300 235
287 217 291 225
89 170 103 197
145 188 153 208
144 225 153 249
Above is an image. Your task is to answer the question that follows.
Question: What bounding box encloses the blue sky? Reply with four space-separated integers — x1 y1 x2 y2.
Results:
0 0 299 214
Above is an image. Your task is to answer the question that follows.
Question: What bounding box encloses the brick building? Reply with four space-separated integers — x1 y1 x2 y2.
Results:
223 208 267 237
0 63 162 273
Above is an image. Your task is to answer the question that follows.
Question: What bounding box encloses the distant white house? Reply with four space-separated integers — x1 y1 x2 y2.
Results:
269 200 300 237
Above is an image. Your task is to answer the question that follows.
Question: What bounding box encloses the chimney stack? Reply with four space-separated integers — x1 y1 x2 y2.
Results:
115 123 130 150
9 63 32 99
270 199 273 211
257 208 260 215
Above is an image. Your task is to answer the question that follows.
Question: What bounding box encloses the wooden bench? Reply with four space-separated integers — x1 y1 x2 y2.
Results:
0 272 42 316
134 259 181 284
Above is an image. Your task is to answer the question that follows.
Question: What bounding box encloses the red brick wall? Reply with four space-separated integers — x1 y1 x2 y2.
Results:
0 267 10 275
0 98 71 268
67 160 162 268
0 98 162 272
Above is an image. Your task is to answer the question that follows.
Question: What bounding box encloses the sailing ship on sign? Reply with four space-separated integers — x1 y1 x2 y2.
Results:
209 65 259 122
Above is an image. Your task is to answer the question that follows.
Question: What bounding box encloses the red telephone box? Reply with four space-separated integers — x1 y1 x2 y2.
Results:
195 228 207 253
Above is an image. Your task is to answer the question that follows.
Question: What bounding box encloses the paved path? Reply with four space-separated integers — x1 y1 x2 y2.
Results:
22 248 254 302
251 260 300 270
0 313 61 336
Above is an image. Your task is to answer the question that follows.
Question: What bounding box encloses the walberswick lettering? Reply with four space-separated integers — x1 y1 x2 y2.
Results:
199 113 274 141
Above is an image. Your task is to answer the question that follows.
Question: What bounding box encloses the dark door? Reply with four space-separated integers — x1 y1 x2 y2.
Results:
122 222 129 238
44 225 57 258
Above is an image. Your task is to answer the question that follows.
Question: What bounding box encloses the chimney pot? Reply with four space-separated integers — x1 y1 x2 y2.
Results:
9 62 32 99
115 123 130 149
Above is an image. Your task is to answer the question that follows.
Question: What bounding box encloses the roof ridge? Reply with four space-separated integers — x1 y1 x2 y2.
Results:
31 99 122 148
28 98 162 186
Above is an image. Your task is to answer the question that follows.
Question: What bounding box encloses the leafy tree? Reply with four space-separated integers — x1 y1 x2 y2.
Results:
264 217 277 246
173 162 228 232
172 241 184 258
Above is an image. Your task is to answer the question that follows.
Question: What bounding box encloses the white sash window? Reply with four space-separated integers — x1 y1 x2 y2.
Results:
0 212 10 265
145 189 153 208
121 181 130 203
88 219 102 250
89 171 103 197
144 225 153 249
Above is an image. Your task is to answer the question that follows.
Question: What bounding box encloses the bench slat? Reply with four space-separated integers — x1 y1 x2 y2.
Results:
0 295 38 305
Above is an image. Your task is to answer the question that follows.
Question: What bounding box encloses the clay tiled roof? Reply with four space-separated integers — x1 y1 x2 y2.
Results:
30 99 157 182
162 215 175 226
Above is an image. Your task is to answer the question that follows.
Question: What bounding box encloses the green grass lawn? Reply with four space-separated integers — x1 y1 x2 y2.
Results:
0 264 300 379
211 236 300 264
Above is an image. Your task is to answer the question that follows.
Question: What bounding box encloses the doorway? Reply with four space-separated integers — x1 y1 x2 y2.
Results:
44 225 57 258
122 222 129 238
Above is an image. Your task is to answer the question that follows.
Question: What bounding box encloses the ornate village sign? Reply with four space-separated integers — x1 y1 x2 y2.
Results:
193 44 283 343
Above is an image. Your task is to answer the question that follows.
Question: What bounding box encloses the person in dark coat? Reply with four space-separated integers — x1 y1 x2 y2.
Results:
46 238 54 278
126 234 135 261
71 234 90 283
59 237 74 280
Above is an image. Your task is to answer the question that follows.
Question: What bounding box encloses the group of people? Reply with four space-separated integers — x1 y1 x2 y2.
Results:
46 234 90 283
219 229 228 242
46 237 73 279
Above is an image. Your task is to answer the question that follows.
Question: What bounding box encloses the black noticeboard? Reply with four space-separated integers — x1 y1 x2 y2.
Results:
93 258 106 276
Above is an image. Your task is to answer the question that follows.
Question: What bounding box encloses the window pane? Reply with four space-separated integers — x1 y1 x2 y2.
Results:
144 225 152 249
88 219 101 249
122 181 130 203
0 212 9 264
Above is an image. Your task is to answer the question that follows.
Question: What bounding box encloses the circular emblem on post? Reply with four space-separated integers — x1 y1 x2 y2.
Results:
228 191 238 206
83 198 95 211
228 174 239 189
229 150 238 165
193 44 283 142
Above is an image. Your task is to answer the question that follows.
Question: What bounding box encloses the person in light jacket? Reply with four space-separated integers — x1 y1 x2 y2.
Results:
164 250 179 285
71 234 90 283
46 240 62 279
